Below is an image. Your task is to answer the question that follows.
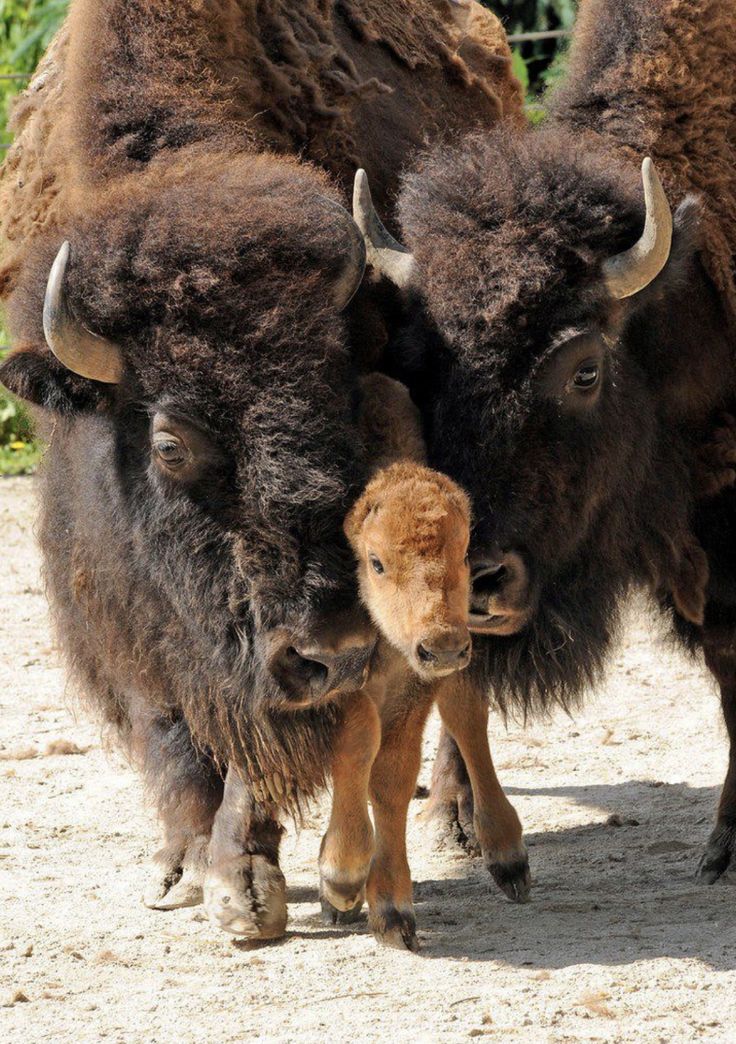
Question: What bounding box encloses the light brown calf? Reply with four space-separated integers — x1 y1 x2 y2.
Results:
318 376 528 951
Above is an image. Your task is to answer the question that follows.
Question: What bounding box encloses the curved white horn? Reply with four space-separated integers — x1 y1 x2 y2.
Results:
603 158 673 300
353 169 416 290
43 242 124 384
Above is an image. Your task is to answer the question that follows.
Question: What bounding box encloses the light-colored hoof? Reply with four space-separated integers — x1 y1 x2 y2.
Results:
204 855 287 939
144 873 204 911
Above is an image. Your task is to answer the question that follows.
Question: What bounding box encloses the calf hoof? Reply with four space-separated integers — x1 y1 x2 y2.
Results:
697 823 736 884
143 842 205 910
369 904 419 953
319 870 367 918
486 848 532 904
320 893 365 926
204 855 287 939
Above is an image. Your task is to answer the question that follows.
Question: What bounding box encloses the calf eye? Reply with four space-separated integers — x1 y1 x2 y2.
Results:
571 360 600 391
370 556 385 575
153 433 188 469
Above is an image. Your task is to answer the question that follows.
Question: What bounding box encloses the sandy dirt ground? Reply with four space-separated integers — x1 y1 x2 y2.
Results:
1 474 735 1044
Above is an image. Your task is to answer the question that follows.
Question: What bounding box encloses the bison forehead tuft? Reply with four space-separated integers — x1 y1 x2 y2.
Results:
398 126 647 370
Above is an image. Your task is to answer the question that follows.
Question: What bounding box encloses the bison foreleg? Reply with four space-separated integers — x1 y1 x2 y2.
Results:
136 713 223 911
319 692 381 925
204 767 287 940
420 724 479 855
698 638 736 883
435 679 530 904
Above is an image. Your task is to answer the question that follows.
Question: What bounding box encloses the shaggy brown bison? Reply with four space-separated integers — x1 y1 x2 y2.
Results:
360 0 736 880
0 0 526 942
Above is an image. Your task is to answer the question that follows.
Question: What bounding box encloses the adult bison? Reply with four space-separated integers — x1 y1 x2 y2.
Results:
359 0 736 878
0 0 525 942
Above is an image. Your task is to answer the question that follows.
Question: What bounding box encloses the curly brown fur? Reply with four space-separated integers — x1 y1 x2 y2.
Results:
392 0 736 875
0 2 522 823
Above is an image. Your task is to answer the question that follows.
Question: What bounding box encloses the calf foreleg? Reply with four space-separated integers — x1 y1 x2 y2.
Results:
366 696 433 951
319 691 382 923
435 678 530 902
204 767 287 939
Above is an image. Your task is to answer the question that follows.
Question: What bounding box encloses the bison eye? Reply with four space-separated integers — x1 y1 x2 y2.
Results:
370 556 385 575
153 434 188 469
572 360 600 391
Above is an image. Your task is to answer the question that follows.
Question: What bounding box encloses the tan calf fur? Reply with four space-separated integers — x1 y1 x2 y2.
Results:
319 375 527 951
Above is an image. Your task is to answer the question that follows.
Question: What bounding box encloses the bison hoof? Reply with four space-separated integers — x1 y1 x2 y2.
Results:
369 904 419 952
420 798 480 857
486 848 532 904
204 855 287 939
143 844 204 910
697 823 736 884
319 894 365 926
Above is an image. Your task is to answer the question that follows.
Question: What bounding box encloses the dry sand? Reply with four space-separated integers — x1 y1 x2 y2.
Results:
1 475 735 1043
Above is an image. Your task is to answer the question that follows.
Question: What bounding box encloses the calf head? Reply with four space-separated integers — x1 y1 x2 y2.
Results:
345 462 472 679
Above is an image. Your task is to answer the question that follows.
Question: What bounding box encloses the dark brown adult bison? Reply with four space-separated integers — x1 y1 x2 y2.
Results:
360 0 736 880
0 0 525 944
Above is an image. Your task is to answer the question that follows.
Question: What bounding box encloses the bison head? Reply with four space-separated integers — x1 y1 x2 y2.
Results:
360 128 724 710
1 152 378 711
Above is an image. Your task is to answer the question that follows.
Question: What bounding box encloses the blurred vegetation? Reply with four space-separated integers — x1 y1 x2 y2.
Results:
484 0 577 96
0 1 575 475
0 0 68 146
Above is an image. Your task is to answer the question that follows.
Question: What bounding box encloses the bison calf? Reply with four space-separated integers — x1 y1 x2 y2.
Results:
316 376 528 950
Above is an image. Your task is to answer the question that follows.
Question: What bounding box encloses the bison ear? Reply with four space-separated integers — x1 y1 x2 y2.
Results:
635 195 703 305
0 348 111 414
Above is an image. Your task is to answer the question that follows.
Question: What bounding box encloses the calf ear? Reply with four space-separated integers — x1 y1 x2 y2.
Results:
0 347 110 414
343 495 374 550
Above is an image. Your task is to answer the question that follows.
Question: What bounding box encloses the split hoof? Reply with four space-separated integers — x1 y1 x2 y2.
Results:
370 905 419 952
697 823 735 884
204 855 287 939
419 799 480 857
486 848 532 904
319 871 367 917
143 845 204 910
319 894 365 926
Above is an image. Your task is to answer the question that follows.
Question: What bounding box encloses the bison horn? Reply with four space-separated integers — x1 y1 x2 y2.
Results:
353 169 417 290
43 241 124 384
318 197 367 310
603 158 673 300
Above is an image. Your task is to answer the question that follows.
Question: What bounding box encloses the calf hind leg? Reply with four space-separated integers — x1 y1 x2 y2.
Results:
699 634 736 883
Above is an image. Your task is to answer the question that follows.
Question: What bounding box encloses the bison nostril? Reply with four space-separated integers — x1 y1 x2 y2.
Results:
458 642 471 660
472 563 508 601
286 647 330 690
416 643 437 664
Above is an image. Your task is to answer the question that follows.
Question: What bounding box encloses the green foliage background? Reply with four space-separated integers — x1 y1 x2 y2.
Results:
0 1 574 474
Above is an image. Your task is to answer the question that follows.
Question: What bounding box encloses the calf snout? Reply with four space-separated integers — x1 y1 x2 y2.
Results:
415 628 471 675
267 608 377 706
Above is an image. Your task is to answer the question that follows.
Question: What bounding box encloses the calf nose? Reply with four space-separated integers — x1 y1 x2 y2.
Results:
416 629 472 672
